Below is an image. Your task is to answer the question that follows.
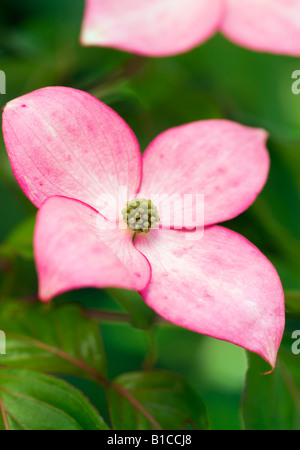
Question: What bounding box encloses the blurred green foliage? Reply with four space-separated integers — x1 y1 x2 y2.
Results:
0 0 300 430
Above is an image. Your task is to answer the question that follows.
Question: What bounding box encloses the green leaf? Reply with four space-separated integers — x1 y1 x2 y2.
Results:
0 369 109 430
108 370 209 430
242 342 300 430
0 301 107 378
285 292 300 315
106 288 156 330
0 216 35 260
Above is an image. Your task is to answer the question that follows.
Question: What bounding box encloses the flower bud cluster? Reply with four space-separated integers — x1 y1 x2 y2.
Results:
122 198 160 233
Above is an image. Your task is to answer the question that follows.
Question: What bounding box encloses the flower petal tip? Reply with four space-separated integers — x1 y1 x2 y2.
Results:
136 226 285 365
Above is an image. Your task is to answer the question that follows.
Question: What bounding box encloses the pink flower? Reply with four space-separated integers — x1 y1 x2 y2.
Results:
2 87 284 369
80 0 300 57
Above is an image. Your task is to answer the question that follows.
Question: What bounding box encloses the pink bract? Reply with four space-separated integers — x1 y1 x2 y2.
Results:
2 86 285 369
81 0 300 56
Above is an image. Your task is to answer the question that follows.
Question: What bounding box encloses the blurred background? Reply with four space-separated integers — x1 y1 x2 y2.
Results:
0 0 299 430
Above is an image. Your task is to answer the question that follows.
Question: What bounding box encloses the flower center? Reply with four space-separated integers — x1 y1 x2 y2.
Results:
122 198 160 233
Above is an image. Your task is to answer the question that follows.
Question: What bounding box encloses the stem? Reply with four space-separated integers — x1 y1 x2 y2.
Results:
86 56 146 99
85 308 169 325
285 291 300 300
0 396 9 430
84 309 133 323
279 360 300 404
142 329 158 371
0 255 15 299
